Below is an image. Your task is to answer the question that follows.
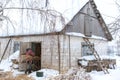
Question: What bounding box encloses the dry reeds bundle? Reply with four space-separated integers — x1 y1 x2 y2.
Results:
0 71 14 80
0 71 35 80
15 74 35 80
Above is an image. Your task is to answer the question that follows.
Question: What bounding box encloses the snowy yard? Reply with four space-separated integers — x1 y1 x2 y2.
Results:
90 69 120 80
0 51 120 80
89 56 120 80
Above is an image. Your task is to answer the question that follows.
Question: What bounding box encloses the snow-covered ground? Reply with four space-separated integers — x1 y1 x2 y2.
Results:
0 50 19 71
90 69 120 80
89 56 120 80
29 69 59 80
1 51 120 80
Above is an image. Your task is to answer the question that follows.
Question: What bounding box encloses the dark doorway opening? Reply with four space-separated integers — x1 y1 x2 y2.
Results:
31 42 41 70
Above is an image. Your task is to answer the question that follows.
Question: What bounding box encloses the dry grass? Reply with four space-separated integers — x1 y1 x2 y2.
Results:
0 71 34 80
15 74 34 80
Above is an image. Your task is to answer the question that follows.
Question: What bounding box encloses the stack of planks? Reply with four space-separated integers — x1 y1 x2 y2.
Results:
78 59 116 72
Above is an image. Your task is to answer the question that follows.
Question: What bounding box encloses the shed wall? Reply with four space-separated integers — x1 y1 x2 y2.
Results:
0 35 108 73
59 35 108 72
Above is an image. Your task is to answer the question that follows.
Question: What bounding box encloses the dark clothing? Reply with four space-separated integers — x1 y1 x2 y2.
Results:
25 61 32 74
25 49 35 74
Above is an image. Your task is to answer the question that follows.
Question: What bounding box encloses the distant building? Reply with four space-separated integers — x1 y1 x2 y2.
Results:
107 46 115 55
108 40 118 55
116 40 120 55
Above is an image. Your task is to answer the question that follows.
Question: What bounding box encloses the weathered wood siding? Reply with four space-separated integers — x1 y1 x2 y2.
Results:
65 2 106 38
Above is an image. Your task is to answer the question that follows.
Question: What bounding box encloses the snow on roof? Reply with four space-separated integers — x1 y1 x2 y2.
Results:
78 55 116 61
66 32 107 40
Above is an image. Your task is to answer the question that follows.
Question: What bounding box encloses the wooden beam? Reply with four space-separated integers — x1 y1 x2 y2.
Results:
68 35 71 68
0 32 61 38
0 38 12 63
57 34 61 73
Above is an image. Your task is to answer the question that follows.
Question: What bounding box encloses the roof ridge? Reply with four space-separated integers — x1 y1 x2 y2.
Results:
89 0 113 41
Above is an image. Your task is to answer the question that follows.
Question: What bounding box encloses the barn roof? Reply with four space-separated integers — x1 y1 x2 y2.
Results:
61 0 113 41
0 0 112 41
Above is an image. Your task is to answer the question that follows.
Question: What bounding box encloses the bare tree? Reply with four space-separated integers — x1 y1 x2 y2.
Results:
108 0 120 37
0 0 66 36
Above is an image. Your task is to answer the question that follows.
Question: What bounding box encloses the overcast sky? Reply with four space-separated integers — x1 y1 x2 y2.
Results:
94 0 119 42
0 0 119 37
50 0 119 24
94 0 119 24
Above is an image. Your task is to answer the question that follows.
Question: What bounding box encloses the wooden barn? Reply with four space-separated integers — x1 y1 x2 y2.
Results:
0 0 112 73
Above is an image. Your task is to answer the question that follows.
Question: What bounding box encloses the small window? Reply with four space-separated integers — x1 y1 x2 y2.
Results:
81 42 94 56
13 42 20 52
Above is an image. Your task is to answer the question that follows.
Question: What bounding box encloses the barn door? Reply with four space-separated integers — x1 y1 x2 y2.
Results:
31 42 41 57
84 8 92 37
20 42 31 54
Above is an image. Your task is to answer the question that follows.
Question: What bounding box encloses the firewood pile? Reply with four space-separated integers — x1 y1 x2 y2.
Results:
11 59 19 64
46 67 91 80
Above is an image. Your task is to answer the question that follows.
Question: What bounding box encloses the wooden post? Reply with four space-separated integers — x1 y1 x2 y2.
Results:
68 35 71 68
0 38 11 63
57 34 61 74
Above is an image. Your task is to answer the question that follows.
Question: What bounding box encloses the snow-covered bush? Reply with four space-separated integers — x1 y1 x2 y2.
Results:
47 67 91 80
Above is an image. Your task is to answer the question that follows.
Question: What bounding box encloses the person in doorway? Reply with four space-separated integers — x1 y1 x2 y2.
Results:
25 48 35 74
26 48 35 57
